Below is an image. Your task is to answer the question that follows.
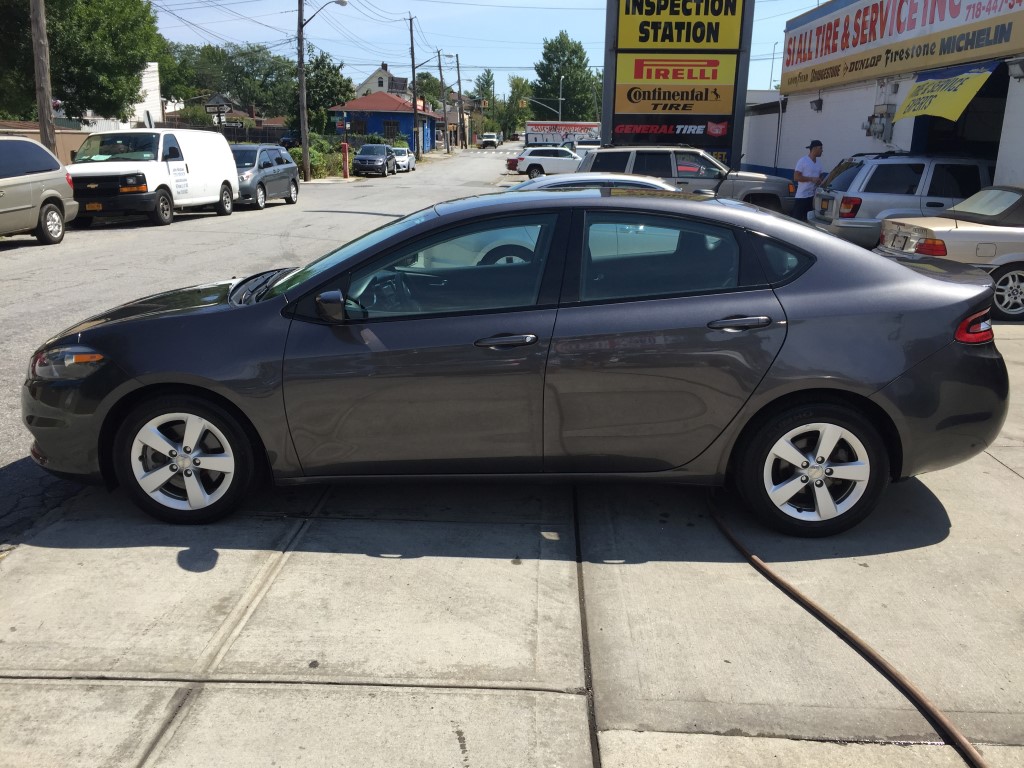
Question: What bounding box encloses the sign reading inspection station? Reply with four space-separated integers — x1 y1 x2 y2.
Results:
604 0 754 160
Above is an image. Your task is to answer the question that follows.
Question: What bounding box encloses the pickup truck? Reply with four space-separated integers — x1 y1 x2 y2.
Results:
479 133 499 149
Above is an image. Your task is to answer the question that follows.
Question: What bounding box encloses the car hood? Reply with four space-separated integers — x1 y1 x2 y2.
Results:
47 280 236 345
67 161 151 176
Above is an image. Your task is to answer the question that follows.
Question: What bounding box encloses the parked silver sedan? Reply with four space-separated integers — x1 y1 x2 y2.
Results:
393 147 416 173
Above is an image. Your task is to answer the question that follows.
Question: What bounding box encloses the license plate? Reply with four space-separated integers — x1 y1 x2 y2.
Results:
85 202 103 211
891 234 907 250
819 199 828 212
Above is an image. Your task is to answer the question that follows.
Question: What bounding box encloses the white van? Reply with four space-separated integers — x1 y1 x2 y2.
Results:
68 129 239 226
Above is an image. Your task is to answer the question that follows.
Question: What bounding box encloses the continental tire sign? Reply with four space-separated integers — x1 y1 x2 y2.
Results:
604 0 754 162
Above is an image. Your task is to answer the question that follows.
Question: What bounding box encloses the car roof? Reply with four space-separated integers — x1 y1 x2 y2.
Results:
231 143 280 150
517 172 677 189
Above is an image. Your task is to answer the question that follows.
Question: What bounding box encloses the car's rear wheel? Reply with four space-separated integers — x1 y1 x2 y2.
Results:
113 396 255 524
735 403 889 536
35 202 65 244
527 165 544 179
254 184 266 210
285 180 298 204
148 190 173 225
215 184 233 216
382 163 389 177
991 265 1024 320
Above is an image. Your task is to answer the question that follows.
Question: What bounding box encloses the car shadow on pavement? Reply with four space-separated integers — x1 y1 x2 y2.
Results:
0 459 951 567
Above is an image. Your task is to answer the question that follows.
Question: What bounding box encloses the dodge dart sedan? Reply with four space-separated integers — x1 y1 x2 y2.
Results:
22 191 1009 536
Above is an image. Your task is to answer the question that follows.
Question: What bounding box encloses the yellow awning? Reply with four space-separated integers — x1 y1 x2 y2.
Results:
894 61 998 122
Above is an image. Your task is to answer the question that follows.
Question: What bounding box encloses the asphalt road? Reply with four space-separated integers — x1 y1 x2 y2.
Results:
0 147 1021 768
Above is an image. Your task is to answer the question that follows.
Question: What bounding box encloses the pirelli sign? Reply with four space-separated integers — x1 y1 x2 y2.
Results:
603 0 754 160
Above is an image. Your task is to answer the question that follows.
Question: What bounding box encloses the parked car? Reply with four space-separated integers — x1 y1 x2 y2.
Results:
809 152 995 248
479 133 499 149
505 157 518 172
875 185 1024 320
22 191 1008 537
513 147 583 178
353 144 397 177
0 135 78 244
69 129 238 226
506 172 681 193
231 144 299 209
393 147 416 172
578 146 794 211
279 132 300 149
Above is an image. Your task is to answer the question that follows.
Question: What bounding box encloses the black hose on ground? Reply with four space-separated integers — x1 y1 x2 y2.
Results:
711 506 990 768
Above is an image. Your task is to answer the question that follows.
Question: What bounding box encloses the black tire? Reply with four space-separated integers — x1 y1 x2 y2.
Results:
478 244 534 265
990 265 1024 321
254 184 267 210
148 190 173 225
527 165 544 179
382 163 389 178
215 184 233 216
35 202 65 244
113 395 256 524
285 180 298 204
734 403 889 537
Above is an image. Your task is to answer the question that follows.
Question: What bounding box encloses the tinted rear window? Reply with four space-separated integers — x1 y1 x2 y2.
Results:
863 163 925 194
633 151 673 177
927 163 982 198
823 160 862 192
589 151 630 173
0 140 60 177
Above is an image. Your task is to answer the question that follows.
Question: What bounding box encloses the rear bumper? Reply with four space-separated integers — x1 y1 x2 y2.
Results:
872 340 1009 478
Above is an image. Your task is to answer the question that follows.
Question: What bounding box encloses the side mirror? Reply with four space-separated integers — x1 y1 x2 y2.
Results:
315 290 347 322
70 150 77 161
261 161 273 169
164 146 181 161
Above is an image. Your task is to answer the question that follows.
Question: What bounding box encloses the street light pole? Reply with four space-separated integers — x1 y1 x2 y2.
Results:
299 0 346 183
769 41 778 89
558 74 565 121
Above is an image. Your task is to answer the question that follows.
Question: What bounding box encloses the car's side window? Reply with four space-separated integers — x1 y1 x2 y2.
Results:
1 141 59 177
863 163 924 194
589 151 630 173
273 148 291 165
340 214 559 319
927 163 982 198
674 151 716 178
632 151 673 178
754 236 814 285
258 150 273 169
162 135 183 161
581 212 741 301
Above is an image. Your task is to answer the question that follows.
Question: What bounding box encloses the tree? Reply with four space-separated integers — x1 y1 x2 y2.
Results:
222 43 295 117
415 71 442 110
499 75 532 137
177 104 213 127
153 41 202 103
305 47 354 117
532 31 601 122
0 0 161 121
471 69 496 104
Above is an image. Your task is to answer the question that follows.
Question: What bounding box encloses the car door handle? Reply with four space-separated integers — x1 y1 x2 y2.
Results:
925 201 944 207
474 334 538 348
707 316 772 331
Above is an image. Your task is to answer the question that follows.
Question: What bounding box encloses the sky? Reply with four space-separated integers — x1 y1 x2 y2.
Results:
152 0 826 98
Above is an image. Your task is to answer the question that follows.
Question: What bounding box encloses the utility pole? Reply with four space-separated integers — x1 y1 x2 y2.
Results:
437 51 450 154
297 0 310 181
409 15 420 159
30 0 56 153
455 54 467 149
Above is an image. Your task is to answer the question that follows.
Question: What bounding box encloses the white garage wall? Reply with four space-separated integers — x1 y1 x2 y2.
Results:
995 79 1024 186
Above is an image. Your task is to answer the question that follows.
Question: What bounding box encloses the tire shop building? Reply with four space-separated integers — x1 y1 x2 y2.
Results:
743 0 1024 185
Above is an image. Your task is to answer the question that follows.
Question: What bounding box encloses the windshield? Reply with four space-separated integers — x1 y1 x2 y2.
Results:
261 207 439 300
394 148 408 156
74 133 159 162
232 148 257 168
949 188 1021 216
359 145 386 156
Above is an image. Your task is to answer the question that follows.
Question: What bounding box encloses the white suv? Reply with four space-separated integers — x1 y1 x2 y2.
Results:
514 147 582 178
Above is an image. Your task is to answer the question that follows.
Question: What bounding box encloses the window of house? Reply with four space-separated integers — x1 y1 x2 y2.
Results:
383 121 400 139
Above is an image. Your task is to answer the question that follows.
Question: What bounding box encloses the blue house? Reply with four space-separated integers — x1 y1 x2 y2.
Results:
329 92 443 152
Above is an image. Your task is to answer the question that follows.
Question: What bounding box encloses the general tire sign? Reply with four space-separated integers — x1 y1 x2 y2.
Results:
602 0 755 163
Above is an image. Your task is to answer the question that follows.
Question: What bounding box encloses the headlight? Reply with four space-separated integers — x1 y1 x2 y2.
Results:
374 158 384 165
29 345 107 380
119 174 148 193
239 170 254 181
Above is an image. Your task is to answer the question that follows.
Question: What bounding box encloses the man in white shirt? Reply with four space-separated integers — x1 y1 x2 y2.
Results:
791 140 826 221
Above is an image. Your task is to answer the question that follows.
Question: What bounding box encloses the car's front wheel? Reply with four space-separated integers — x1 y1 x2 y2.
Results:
734 403 889 536
148 190 173 225
254 184 266 210
113 396 255 524
35 202 65 244
991 264 1024 320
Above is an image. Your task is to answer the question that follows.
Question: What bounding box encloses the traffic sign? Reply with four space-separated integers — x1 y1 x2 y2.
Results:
223 120 243 128
205 104 228 114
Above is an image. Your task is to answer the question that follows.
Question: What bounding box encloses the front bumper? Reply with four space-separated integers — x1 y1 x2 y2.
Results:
73 192 159 217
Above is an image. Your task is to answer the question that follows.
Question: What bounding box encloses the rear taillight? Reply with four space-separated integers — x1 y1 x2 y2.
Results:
838 196 861 218
788 183 796 195
914 238 947 256
955 309 994 344
65 172 73 189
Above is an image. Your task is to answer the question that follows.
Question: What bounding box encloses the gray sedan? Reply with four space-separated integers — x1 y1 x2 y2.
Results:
22 191 1008 536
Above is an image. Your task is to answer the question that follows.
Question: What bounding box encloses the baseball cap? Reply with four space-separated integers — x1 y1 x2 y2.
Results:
806 140 823 149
